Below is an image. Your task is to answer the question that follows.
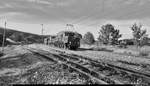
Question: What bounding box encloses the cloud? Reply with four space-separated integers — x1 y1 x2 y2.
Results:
0 0 150 39
0 0 150 24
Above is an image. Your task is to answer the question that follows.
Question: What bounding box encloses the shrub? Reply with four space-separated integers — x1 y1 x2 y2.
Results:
0 52 4 57
82 32 95 45
139 51 149 56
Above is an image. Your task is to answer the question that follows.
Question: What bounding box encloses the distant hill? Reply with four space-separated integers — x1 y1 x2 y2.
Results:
0 27 43 46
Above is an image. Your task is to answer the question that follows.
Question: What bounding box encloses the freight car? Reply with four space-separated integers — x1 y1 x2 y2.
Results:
45 31 82 50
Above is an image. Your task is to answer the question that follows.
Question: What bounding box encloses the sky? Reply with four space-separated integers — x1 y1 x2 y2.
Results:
0 0 150 39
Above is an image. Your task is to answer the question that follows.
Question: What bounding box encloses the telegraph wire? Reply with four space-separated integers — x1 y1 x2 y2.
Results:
86 1 146 26
70 0 106 27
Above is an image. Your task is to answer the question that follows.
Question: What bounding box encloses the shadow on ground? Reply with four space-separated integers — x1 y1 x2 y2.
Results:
76 48 113 52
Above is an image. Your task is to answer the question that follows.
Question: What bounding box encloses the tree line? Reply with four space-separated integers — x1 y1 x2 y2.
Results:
82 23 149 47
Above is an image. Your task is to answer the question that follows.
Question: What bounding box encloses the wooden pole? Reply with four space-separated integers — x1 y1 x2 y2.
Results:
2 21 6 53
41 24 44 43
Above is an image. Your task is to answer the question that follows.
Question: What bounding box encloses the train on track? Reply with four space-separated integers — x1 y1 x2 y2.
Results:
44 31 82 50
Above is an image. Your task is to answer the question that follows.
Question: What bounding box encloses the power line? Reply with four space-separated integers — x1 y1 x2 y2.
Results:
70 0 106 26
86 1 147 26
69 1 100 24
71 0 145 27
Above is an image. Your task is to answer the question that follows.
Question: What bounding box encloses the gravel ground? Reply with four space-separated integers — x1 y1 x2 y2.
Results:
1 44 150 85
0 62 89 85
0 45 92 85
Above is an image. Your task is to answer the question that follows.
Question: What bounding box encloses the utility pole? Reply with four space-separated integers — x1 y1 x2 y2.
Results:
41 24 44 43
2 21 6 53
41 24 44 35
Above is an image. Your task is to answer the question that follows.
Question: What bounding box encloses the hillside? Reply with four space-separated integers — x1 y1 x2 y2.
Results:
0 27 43 46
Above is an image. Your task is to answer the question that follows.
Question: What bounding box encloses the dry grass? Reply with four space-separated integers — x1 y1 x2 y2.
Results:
88 44 150 57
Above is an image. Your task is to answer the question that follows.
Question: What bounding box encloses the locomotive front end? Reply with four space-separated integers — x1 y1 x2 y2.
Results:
67 36 80 50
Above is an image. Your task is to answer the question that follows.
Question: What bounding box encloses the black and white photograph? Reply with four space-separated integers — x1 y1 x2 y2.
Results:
0 0 150 85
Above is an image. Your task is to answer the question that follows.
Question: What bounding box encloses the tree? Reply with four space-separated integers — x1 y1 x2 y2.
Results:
111 29 122 45
82 32 95 45
98 24 122 45
131 23 148 47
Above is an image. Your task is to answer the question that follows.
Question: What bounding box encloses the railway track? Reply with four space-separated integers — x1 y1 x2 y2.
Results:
25 47 150 85
63 54 150 85
26 48 108 84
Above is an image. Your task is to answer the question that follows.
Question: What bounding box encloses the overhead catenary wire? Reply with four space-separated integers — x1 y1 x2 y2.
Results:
70 0 106 26
64 0 105 32
70 0 145 27
18 0 145 36
86 0 146 26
